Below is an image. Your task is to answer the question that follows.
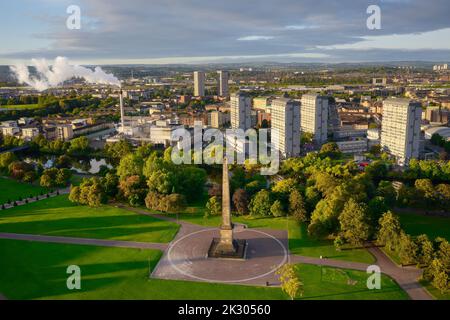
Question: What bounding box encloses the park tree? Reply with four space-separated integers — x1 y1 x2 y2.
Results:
376 181 397 207
232 188 249 215
289 189 308 223
117 153 144 180
68 186 81 203
270 200 285 217
68 178 107 207
313 172 340 198
8 161 35 181
102 173 119 198
416 234 435 267
424 259 449 294
377 211 402 251
319 142 341 159
365 160 388 180
338 198 370 246
159 193 187 213
204 196 221 218
0 152 16 170
249 190 272 216
398 232 418 266
68 136 90 155
104 139 132 159
304 186 320 213
55 168 72 186
367 196 389 229
436 184 450 209
276 264 303 300
415 179 437 207
118 175 147 206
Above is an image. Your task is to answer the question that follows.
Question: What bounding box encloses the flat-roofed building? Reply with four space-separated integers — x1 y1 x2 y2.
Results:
217 71 229 97
271 98 300 158
381 98 422 166
194 71 205 97
208 111 230 128
230 92 251 130
300 94 329 144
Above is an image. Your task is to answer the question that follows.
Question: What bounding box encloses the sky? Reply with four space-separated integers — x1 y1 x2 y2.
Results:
1 0 450 65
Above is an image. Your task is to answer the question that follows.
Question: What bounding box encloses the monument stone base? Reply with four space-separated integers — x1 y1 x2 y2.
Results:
207 238 247 260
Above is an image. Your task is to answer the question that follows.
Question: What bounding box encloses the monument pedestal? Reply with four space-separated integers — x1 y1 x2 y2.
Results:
208 236 247 259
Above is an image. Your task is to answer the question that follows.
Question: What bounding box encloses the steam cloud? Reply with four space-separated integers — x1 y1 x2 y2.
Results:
9 56 121 91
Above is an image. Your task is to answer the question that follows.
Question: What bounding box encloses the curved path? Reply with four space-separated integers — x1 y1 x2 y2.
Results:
0 203 434 300
118 206 434 299
0 232 168 250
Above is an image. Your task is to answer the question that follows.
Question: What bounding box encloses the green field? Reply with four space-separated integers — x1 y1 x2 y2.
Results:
0 239 407 300
0 177 48 204
295 264 408 300
420 280 450 300
0 195 179 243
0 239 287 300
288 221 376 264
0 104 41 110
153 208 375 264
397 211 450 240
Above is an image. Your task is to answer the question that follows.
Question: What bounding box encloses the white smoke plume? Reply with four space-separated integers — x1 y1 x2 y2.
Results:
9 56 121 91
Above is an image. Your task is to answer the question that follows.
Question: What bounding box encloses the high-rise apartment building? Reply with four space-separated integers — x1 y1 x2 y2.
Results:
230 92 251 130
271 98 300 158
381 98 422 166
217 71 229 96
300 94 328 144
193 71 205 97
208 111 230 128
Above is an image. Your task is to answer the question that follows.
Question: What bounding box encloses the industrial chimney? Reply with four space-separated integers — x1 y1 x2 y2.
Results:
119 89 125 133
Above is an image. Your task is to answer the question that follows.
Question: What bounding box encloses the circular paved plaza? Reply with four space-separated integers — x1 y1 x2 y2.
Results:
152 227 289 285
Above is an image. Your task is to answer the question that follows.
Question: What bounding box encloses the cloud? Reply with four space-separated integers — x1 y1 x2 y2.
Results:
284 25 318 30
1 0 450 63
237 36 275 41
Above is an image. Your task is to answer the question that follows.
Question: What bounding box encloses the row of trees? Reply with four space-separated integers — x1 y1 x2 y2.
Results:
69 146 207 211
377 211 449 294
0 152 72 187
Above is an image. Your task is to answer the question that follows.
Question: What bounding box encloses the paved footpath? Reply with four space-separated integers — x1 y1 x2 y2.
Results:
368 247 433 300
0 232 168 251
0 203 435 300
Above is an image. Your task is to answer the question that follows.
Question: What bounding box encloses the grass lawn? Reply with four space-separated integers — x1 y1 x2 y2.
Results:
0 195 179 243
295 264 408 300
0 176 48 204
288 221 376 264
0 104 41 110
0 239 287 300
397 211 450 240
419 280 450 300
146 206 375 264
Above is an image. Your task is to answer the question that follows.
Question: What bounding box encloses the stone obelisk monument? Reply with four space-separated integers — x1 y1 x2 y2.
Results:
208 157 247 259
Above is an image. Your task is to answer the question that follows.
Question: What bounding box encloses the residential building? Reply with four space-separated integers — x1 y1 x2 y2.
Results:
194 71 205 97
208 111 230 128
230 92 251 130
56 124 74 141
381 98 422 166
300 94 329 144
270 98 300 158
217 71 229 97
21 127 40 140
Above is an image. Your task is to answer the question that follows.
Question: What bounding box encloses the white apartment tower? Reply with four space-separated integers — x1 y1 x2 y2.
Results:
300 94 328 144
193 71 205 97
381 98 422 166
271 98 301 158
217 70 229 96
230 92 252 130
